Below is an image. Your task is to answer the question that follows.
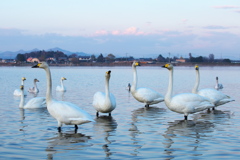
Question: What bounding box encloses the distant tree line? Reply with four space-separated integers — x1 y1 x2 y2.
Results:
15 50 231 64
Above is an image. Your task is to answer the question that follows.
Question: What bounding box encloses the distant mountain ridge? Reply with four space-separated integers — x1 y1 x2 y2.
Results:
0 47 90 59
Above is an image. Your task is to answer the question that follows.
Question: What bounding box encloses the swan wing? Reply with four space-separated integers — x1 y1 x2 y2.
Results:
24 97 46 108
198 88 234 106
48 100 94 125
133 87 164 104
169 93 214 114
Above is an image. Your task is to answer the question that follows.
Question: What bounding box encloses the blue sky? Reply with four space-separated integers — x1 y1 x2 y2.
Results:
1 0 240 59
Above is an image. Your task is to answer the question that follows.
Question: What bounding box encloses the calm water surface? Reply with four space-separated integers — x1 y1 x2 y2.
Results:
0 65 239 159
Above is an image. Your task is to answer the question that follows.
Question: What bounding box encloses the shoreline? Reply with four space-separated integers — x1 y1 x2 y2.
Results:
1 62 240 67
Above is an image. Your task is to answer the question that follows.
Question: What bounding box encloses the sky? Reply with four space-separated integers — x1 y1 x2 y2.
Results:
1 0 240 59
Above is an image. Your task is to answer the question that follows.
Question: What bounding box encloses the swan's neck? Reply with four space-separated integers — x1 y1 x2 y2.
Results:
192 70 200 94
105 77 110 99
44 67 53 103
131 66 137 92
60 79 64 88
21 80 24 85
34 81 38 90
165 69 173 103
19 89 24 108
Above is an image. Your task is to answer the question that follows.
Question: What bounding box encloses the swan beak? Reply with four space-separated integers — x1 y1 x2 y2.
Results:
136 62 141 66
106 70 111 74
32 63 40 68
22 77 26 81
195 65 199 70
162 64 169 68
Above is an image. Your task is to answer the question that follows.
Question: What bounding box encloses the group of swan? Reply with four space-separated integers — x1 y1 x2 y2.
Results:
131 61 234 120
15 61 234 132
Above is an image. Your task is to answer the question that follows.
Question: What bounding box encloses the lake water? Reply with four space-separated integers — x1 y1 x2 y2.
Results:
0 65 239 159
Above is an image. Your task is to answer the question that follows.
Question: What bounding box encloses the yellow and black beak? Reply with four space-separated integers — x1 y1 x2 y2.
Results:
32 63 41 68
162 63 169 68
195 65 199 70
106 70 111 75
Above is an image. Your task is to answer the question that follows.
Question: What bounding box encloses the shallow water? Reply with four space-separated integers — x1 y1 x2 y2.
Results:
0 65 239 159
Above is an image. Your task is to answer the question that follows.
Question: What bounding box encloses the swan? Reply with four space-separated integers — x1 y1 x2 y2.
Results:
131 61 164 107
162 63 214 120
215 77 223 90
56 77 67 92
93 71 116 117
19 85 46 109
192 65 234 110
28 78 39 93
32 62 94 132
126 83 131 92
14 77 27 96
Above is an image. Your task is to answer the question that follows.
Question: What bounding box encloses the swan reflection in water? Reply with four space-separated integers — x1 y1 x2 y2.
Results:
162 120 215 158
129 106 166 156
46 131 91 159
94 115 118 158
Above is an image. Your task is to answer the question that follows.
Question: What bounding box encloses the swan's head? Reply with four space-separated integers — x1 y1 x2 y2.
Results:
132 61 141 67
195 65 199 70
105 70 111 78
61 77 67 81
162 63 173 70
22 77 26 81
20 85 24 90
34 78 39 82
32 62 49 69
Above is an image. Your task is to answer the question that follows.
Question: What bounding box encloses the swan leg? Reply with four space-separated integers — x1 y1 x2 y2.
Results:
145 104 149 108
109 112 111 116
58 127 61 132
75 125 78 130
96 112 99 117
184 115 188 120
212 107 215 111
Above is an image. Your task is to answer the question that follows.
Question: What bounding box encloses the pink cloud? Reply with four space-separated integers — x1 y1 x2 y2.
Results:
94 27 147 36
213 5 240 9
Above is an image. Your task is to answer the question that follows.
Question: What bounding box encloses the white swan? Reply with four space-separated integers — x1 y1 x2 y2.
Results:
14 77 27 96
162 63 214 120
56 77 67 92
131 61 164 107
19 85 46 109
93 71 116 117
192 65 234 110
28 78 39 93
215 77 223 90
32 62 94 132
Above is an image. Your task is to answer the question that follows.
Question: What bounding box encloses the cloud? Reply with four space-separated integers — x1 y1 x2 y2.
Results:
1 28 240 59
94 27 147 36
203 25 229 30
213 5 240 9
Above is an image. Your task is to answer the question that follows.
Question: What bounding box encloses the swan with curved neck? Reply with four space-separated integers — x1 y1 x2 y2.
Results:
56 77 67 92
215 77 223 90
28 78 39 93
32 62 94 132
192 65 234 110
19 85 46 108
93 70 116 117
14 77 27 96
131 61 164 107
162 63 214 120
